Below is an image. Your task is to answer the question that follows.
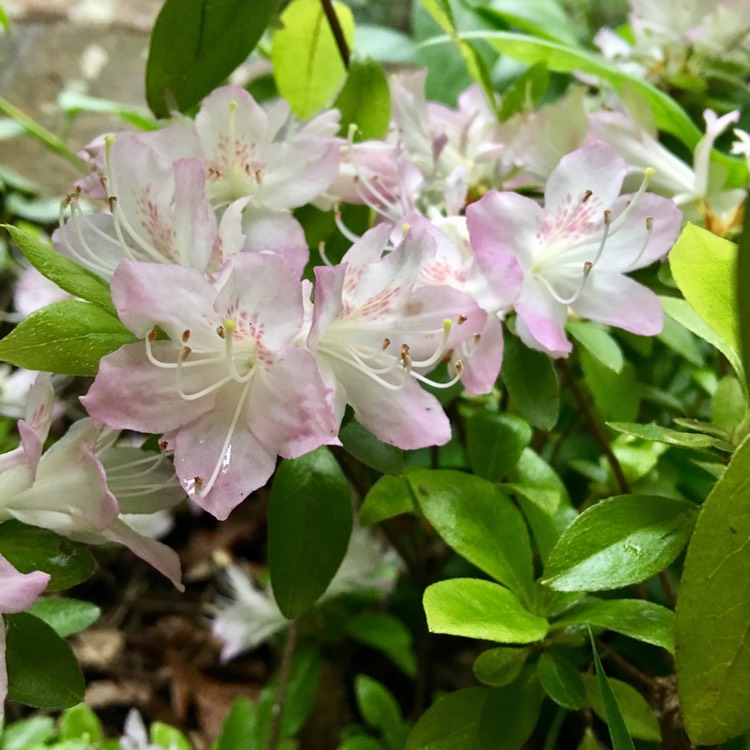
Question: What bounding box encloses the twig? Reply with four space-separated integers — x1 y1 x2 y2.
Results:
659 570 678 610
266 620 298 750
320 0 350 69
595 638 658 691
558 360 630 495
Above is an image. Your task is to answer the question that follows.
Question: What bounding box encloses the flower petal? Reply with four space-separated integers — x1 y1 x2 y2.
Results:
0 555 49 614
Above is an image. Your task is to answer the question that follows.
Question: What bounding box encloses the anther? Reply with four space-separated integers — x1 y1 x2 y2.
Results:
182 329 191 343
646 216 654 231
216 325 225 339
603 209 612 225
147 328 158 342
457 314 467 325
181 346 192 360
108 195 117 213
474 333 482 343
382 338 391 350
159 440 168 451
194 476 203 489
582 189 593 203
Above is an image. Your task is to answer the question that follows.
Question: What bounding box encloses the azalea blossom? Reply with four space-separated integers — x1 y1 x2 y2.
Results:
83 254 338 520
0 556 49 715
309 224 486 447
467 141 682 357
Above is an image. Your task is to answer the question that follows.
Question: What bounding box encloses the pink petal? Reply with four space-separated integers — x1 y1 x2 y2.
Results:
240 207 309 278
460 314 505 395
0 555 49 613
515 278 572 357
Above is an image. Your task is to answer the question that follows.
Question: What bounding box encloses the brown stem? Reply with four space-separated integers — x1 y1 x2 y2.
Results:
266 620 298 750
659 570 678 610
558 360 630 495
320 0 350 68
595 638 658 691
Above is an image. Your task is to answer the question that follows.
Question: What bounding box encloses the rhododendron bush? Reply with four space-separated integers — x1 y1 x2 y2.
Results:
1 0 750 747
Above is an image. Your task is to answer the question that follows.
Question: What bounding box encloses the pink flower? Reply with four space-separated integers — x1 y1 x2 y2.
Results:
309 225 486 448
83 254 338 520
467 141 682 357
0 555 49 714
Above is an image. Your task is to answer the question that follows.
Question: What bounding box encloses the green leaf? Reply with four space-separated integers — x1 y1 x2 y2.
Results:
216 698 256 750
587 640 638 748
498 62 549 122
5 612 84 708
355 675 407 750
443 31 702 148
670 224 739 360
344 613 416 677
269 447 353 618
150 723 192 750
583 668 659 743
360 474 416 526
543 494 697 592
712 375 746 435
271 0 355 119
738 193 750 395
57 91 157 131
471 0 580 45
340 420 403 476
580 350 640 423
501 334 559 430
408 469 534 603
59 704 103 742
146 0 280 117
567 320 623 373
0 717 55 750
608 421 734 452
28 598 100 638
423 578 548 644
406 687 487 750
465 411 532 481
334 56 391 141
3 225 114 313
553 598 675 653
478 668 545 750
537 651 586 710
472 646 529 687
0 2 9 32
0 300 135 376
676 434 750 744
0 521 95 591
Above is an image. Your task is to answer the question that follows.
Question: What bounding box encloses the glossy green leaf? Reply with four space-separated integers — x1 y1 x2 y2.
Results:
587 640 637 749
334 56 391 141
501 334 559 430
554 598 675 653
269 448 353 618
406 687 487 750
538 651 586 710
0 717 55 750
478 669 545 750
360 474 415 526
340 420 403 476
408 469 534 602
0 521 95 591
580 350 640 422
472 646 529 687
344 612 416 677
5 612 84 708
543 495 697 591
356 675 407 750
712 375 746 436
583 670 659 743
465 411 532 482
3 225 114 313
59 704 103 743
216 698 256 750
272 0 355 119
670 224 739 359
28 598 100 638
146 0 280 117
0 300 135 376
657 313 704 366
471 0 580 45
738 193 750 395
608 421 734 452
424 578 548 644
568 320 623 373
676 434 750 744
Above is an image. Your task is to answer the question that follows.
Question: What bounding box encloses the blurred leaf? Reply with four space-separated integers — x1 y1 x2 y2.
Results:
470 0 580 45
146 0 280 117
58 91 157 131
465 411 531 481
712 375 746 435
583 668 658 743
59 704 102 742
498 62 549 121
345 613 416 677
580 350 640 423
738 193 750 396
360 474 416 526
406 687 487 750
5 613 84 708
0 717 55 750
543 495 697 591
676 434 750 744
502 335 559 430
408 469 534 602
568 320 624 373
355 24 417 63
355 675 408 750
554 598 675 653
334 56 391 141
269 448 352 618
0 300 136 376
340 420 403 476
538 651 586 710
608 421 733 452
0 521 95 591
150 723 192 750
216 698 256 750
473 646 529 687
28 598 100 638
424 578 548 643
272 0 354 119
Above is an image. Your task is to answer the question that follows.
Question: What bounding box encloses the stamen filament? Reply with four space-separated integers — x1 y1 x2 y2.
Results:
537 261 592 306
